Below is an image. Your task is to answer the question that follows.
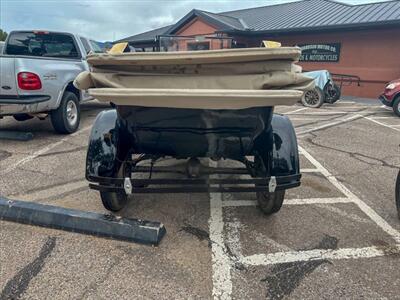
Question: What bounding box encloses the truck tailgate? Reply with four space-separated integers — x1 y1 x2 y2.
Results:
0 56 17 97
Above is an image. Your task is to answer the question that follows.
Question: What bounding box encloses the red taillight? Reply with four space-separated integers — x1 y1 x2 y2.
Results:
17 72 42 90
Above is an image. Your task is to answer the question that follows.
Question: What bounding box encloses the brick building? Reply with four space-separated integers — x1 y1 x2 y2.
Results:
116 0 400 98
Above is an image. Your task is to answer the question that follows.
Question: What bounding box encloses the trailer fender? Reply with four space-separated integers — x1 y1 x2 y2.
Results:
86 109 127 180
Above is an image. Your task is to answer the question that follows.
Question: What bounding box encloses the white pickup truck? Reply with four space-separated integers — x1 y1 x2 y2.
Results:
0 30 102 133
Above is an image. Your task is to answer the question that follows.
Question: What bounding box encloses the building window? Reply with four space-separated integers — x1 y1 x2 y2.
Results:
187 41 210 51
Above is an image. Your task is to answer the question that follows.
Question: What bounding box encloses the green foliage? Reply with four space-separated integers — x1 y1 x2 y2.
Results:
0 29 8 41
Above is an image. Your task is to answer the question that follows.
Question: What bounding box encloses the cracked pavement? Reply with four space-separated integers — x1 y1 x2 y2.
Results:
0 99 399 299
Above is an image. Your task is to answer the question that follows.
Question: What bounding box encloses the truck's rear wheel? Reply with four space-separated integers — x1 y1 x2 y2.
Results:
50 91 80 134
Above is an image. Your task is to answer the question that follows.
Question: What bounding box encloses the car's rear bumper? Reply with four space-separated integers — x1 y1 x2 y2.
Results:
0 95 51 115
379 95 392 107
87 173 302 194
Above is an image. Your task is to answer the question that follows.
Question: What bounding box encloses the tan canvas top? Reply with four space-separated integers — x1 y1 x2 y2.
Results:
87 47 302 66
75 47 314 109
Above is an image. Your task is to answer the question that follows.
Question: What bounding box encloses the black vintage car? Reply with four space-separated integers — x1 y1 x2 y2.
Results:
74 47 314 214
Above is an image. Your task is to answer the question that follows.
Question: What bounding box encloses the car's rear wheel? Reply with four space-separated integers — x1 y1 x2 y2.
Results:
325 83 341 104
257 190 285 215
254 155 285 215
301 87 324 108
100 162 130 212
393 96 400 117
50 91 80 134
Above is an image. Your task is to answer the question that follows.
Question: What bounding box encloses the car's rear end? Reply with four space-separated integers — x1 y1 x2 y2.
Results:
379 79 400 116
76 46 314 214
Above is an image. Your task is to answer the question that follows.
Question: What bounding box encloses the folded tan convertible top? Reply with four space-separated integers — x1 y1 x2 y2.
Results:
75 47 314 109
87 47 302 66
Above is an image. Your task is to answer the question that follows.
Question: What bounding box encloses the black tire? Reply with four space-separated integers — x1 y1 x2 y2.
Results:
257 190 285 215
13 113 33 121
301 87 324 108
50 91 80 134
325 83 341 104
100 162 129 212
253 155 285 215
393 96 400 117
396 170 400 219
100 191 128 212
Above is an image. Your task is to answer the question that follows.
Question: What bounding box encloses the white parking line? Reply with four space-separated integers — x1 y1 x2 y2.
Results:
0 125 92 176
363 116 400 132
241 245 400 266
301 168 321 173
297 114 362 135
209 161 232 300
381 105 392 111
370 116 394 119
285 107 308 115
337 101 355 104
290 111 347 115
300 146 400 244
209 145 400 297
222 197 352 207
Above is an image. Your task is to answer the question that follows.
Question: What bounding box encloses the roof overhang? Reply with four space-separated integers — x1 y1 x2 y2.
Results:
221 20 400 37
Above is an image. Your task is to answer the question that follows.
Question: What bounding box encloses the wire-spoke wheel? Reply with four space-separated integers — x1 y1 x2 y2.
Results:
301 87 324 108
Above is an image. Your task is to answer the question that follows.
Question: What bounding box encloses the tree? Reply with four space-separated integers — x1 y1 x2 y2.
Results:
0 29 8 41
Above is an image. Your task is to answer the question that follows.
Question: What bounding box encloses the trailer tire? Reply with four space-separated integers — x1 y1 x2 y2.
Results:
50 91 80 134
301 87 324 108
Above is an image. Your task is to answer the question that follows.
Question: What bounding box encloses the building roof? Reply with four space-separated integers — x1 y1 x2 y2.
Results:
115 24 174 43
222 0 400 34
117 0 400 43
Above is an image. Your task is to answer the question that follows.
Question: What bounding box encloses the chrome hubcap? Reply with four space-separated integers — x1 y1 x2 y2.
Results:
66 100 78 127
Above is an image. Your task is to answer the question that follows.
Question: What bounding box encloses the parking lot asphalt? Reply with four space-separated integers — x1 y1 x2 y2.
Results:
0 99 399 299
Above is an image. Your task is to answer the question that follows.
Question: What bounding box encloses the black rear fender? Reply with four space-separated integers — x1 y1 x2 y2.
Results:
254 114 300 177
85 109 132 180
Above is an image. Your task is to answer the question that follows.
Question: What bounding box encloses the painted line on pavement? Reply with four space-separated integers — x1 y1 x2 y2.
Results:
299 146 400 244
0 125 92 176
208 160 232 300
297 114 362 135
241 245 400 266
363 116 400 132
221 197 352 207
301 168 321 173
285 107 308 115
14 180 88 202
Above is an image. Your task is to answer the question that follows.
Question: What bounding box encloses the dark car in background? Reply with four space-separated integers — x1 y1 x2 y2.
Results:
380 79 400 117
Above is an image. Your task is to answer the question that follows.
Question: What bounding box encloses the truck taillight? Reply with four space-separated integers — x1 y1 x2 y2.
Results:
17 72 42 90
